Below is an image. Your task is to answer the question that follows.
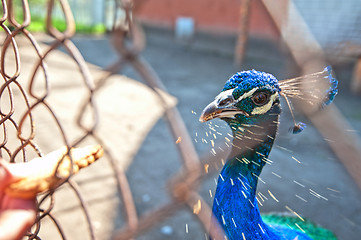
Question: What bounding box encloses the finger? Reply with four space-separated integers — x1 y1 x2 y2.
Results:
2 195 36 210
0 161 14 200
0 205 36 240
0 161 13 184
0 196 36 240
0 160 25 189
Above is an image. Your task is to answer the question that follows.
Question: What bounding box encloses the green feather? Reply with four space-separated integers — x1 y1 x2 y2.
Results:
262 213 337 240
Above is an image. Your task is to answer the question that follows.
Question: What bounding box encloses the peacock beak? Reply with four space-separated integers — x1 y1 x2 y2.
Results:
199 100 249 123
199 101 219 122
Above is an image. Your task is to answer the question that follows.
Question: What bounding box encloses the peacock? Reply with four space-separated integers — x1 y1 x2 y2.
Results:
199 67 338 240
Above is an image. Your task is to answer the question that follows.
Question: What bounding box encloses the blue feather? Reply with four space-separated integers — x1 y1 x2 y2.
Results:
322 66 338 107
223 70 281 100
290 122 307 134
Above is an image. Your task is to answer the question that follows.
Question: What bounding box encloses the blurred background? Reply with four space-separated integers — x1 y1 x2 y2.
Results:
1 0 361 239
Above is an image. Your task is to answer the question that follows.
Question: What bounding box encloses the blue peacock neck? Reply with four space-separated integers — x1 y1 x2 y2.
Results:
211 112 280 240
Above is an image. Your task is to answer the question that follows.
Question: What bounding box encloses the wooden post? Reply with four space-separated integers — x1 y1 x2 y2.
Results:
234 0 251 67
352 56 361 94
262 0 361 191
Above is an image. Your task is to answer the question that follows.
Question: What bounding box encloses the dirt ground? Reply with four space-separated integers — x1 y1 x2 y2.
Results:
54 26 361 240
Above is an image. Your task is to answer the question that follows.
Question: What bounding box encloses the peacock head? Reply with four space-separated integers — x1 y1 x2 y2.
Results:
199 70 281 126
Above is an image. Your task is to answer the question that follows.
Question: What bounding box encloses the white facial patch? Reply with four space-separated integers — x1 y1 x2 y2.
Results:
213 87 261 119
215 87 259 107
215 89 234 99
215 89 234 106
251 92 279 115
235 87 258 104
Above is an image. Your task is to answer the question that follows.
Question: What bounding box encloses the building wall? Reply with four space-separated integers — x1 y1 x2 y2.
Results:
293 0 361 49
134 0 280 40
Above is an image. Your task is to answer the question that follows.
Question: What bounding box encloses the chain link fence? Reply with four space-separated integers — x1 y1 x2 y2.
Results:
3 0 361 239
0 0 228 239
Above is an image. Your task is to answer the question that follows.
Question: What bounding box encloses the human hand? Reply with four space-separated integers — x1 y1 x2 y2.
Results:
0 161 36 240
0 144 103 240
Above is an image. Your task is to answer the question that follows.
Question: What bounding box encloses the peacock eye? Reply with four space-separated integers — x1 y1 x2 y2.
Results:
252 92 269 105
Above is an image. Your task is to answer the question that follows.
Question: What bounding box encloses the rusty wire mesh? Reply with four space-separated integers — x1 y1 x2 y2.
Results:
0 0 226 239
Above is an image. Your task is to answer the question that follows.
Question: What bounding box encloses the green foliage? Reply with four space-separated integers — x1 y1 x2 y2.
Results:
2 0 106 34
1 17 106 34
29 18 106 34
263 214 338 240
